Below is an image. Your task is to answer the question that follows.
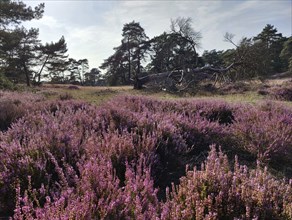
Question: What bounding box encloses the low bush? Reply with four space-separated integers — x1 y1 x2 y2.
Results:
231 103 292 164
0 100 26 131
0 73 16 91
11 147 292 219
258 84 292 101
0 91 45 131
162 146 292 219
219 81 250 94
67 85 80 90
59 92 74 100
270 87 292 101
0 95 291 219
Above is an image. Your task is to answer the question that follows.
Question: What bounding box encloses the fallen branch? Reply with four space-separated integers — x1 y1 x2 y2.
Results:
133 62 239 90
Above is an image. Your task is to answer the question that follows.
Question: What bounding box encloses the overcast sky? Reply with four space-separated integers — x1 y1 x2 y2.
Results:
24 0 292 70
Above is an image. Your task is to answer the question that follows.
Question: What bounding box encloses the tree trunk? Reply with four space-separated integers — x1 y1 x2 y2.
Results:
133 62 238 90
23 63 30 87
127 37 131 82
133 78 143 89
37 55 50 83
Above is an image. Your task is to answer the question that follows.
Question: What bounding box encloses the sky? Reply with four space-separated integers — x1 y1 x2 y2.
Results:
23 0 292 70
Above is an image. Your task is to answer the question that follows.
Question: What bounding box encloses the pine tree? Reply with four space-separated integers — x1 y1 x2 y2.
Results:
100 21 149 86
35 36 68 83
0 0 44 86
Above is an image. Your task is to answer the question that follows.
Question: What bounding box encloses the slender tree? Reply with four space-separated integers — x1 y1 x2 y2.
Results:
35 36 68 83
121 21 149 83
101 21 150 86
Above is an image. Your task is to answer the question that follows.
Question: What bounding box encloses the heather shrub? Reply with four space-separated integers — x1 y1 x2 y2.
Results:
119 156 159 219
0 91 45 131
0 101 98 215
0 99 159 216
97 96 291 179
218 81 250 94
102 97 237 191
59 92 74 100
198 105 234 125
0 95 291 219
13 156 160 219
85 129 159 186
12 147 292 219
259 84 292 101
161 146 292 220
231 103 292 164
0 100 26 131
270 87 292 101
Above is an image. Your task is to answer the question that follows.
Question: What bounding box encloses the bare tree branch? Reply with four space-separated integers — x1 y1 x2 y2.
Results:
132 61 239 91
224 32 238 48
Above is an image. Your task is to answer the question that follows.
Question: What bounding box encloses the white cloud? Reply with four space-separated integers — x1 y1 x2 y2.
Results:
23 0 291 70
65 25 122 68
25 15 68 43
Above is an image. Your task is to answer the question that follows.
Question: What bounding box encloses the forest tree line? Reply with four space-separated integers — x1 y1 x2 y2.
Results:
0 0 291 88
0 0 101 87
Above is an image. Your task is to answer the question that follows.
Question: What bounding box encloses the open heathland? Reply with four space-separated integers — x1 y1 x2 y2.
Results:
0 87 291 219
1 1 292 218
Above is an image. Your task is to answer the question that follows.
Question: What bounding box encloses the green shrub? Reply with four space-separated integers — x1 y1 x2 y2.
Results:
0 73 16 90
59 92 74 100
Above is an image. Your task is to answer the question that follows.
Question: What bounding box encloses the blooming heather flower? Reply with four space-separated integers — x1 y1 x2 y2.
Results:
0 95 290 219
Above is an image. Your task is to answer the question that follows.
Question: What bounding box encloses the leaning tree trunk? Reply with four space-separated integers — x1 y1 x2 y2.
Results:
37 55 50 83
